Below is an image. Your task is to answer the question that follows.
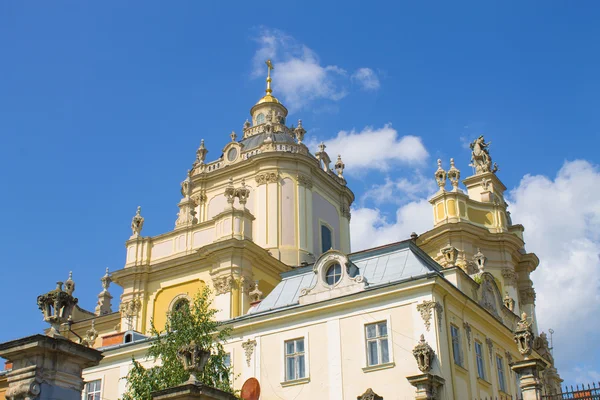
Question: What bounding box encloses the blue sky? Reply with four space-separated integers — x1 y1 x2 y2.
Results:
1 1 600 385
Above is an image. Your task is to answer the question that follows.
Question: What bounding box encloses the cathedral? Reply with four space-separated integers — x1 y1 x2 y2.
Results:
0 61 561 400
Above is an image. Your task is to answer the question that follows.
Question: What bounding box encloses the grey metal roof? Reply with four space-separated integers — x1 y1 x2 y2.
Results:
240 132 297 151
249 241 441 314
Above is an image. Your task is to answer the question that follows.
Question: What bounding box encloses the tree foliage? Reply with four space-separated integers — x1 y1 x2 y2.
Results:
122 287 233 399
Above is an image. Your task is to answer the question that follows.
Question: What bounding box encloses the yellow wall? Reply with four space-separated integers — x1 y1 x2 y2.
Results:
152 280 206 331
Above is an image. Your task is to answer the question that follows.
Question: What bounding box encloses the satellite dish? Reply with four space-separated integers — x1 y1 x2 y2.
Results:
241 377 260 400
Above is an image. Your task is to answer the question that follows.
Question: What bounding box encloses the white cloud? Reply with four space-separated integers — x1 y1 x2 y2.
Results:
310 124 428 174
352 68 380 90
508 160 600 381
360 173 436 206
350 200 432 251
252 28 379 111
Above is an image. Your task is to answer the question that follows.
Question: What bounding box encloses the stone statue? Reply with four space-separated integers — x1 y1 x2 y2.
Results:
469 135 498 175
131 206 144 237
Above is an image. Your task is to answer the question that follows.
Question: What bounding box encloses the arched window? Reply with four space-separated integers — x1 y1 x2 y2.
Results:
256 113 265 124
321 224 332 253
172 298 190 313
325 263 342 285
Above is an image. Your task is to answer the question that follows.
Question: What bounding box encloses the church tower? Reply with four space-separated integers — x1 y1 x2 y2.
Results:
417 137 540 333
115 60 354 330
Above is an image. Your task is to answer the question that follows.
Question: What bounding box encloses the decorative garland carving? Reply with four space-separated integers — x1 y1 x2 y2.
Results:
417 300 444 332
501 267 518 287
296 174 313 189
255 172 278 186
463 322 472 350
242 339 257 367
486 337 494 361
519 287 536 304
212 275 236 295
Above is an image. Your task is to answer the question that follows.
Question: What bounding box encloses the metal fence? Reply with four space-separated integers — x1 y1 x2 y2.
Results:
542 382 600 399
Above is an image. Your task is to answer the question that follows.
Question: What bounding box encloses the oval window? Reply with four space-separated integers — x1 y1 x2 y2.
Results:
227 148 238 162
256 113 265 124
325 263 342 285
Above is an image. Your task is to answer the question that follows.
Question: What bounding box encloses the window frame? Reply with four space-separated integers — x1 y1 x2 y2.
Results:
280 332 310 385
85 378 102 400
325 263 342 285
361 315 395 371
474 340 486 379
450 324 463 367
319 222 334 254
496 354 507 392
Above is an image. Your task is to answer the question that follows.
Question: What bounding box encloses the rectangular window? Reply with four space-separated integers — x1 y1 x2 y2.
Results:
365 321 390 366
285 338 306 381
497 355 507 392
85 379 102 400
450 325 463 367
321 224 332 253
475 341 485 379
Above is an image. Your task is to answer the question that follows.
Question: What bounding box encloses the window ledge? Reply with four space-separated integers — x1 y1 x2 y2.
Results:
454 363 468 375
477 377 491 388
281 377 310 387
362 361 395 373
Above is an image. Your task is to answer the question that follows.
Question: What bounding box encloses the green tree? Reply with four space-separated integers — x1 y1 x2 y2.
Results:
122 287 234 400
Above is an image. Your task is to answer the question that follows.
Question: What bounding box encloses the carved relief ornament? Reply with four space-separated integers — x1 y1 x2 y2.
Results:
296 174 313 189
255 172 278 186
463 322 472 350
502 267 518 287
242 339 257 367
519 287 536 304
417 300 444 332
212 275 236 295
357 388 383 400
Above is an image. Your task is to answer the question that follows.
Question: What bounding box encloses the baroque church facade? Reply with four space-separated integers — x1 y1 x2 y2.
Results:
2 61 561 400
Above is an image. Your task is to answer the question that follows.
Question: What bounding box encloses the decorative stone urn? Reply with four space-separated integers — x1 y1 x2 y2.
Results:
514 312 534 358
413 334 435 373
177 341 211 384
36 281 78 338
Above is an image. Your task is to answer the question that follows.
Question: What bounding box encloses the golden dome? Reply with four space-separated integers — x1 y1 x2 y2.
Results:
255 94 281 105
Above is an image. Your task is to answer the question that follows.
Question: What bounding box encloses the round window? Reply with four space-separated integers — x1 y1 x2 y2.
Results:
227 148 238 162
325 263 342 285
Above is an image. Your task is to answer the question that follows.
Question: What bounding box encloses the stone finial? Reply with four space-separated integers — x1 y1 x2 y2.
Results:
469 135 498 175
101 268 111 291
447 158 460 191
196 139 208 165
440 245 458 267
82 320 98 347
514 312 534 358
249 280 263 303
410 232 419 241
235 178 250 206
177 341 211 384
434 159 447 190
230 130 237 142
413 334 435 373
96 268 113 316
335 155 345 178
131 206 144 238
294 119 306 144
504 292 515 312
315 142 332 172
37 281 78 338
64 271 75 296
224 177 236 205
473 248 486 272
